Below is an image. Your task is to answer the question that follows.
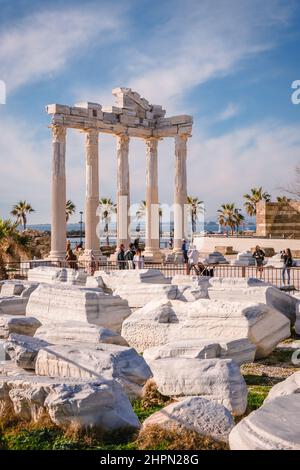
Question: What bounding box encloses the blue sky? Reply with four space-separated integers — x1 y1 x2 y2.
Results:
0 0 300 224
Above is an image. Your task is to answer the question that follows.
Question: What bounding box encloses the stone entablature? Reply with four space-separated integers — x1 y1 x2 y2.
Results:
46 88 193 261
46 88 192 139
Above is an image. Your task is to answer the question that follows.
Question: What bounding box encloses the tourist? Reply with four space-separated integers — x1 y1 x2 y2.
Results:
181 239 188 264
133 249 145 270
125 243 136 269
65 247 78 270
252 245 265 279
169 237 173 249
197 262 214 278
281 248 293 285
134 237 140 250
187 245 199 275
117 244 126 270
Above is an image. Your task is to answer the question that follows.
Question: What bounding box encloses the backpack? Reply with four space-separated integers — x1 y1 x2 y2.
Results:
286 257 293 267
125 250 134 261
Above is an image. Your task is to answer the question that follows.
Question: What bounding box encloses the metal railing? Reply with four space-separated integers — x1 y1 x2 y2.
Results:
1 259 299 291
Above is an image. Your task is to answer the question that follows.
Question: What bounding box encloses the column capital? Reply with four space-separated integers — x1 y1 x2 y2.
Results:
175 133 189 144
145 137 159 153
85 128 99 146
51 125 66 143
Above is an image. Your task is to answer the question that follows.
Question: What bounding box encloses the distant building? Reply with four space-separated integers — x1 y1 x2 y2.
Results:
256 200 300 238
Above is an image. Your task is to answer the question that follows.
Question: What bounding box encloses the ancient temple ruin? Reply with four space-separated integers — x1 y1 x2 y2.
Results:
46 88 193 261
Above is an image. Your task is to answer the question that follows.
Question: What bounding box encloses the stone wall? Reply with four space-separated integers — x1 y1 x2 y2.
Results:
256 201 300 238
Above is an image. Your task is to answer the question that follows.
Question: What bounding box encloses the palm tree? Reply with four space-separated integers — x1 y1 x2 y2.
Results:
276 196 291 203
0 219 30 279
136 200 146 221
187 196 204 236
11 201 35 230
234 209 245 234
99 198 116 245
217 203 244 235
66 200 76 222
243 187 271 217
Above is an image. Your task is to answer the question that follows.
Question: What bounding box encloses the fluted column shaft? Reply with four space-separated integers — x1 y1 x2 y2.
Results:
173 134 188 253
116 134 130 248
144 138 161 260
49 125 67 261
84 129 100 257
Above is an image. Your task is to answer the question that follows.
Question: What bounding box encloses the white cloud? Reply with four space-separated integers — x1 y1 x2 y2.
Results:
216 103 240 121
187 121 300 218
126 0 294 111
0 4 124 91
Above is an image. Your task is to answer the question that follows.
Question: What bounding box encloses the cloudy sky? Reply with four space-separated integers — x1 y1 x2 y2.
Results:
0 0 299 224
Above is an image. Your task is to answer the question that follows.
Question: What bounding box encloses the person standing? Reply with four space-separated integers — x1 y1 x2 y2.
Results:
181 239 188 264
134 249 145 270
125 243 136 269
281 248 293 285
117 244 126 270
252 245 265 279
187 245 199 275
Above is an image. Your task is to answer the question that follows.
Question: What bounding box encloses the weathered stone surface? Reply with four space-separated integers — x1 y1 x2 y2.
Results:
229 396 300 450
148 358 247 416
0 316 41 339
122 299 290 358
95 269 169 291
26 284 131 333
204 251 228 264
172 275 210 300
208 278 296 324
5 334 50 369
35 322 128 346
0 297 29 316
114 284 178 309
35 342 152 400
121 300 186 352
0 282 25 297
264 371 300 403
143 396 234 443
0 373 140 430
231 251 255 266
178 299 290 359
143 338 256 365
27 267 87 285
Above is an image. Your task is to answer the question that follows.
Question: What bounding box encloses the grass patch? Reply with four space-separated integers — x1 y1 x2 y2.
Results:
247 385 271 412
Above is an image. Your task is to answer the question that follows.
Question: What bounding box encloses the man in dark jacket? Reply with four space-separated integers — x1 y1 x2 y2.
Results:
117 244 126 270
125 243 136 269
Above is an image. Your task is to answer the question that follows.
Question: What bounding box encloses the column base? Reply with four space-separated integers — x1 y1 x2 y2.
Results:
79 250 107 264
143 249 163 263
172 250 185 263
47 251 66 263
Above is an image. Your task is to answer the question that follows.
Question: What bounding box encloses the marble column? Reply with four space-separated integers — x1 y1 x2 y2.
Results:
83 129 100 259
173 134 188 256
143 137 162 261
49 125 67 261
116 134 130 249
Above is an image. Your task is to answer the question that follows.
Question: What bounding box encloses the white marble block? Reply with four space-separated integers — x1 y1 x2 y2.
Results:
113 284 178 308
143 337 256 366
148 357 248 416
0 374 140 430
122 298 290 358
35 321 128 346
208 278 297 324
0 316 41 339
231 251 256 266
27 266 87 285
35 342 152 400
264 371 300 403
229 395 300 450
143 396 234 444
26 284 131 332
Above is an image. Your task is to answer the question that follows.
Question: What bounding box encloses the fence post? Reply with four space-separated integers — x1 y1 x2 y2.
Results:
242 267 246 278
